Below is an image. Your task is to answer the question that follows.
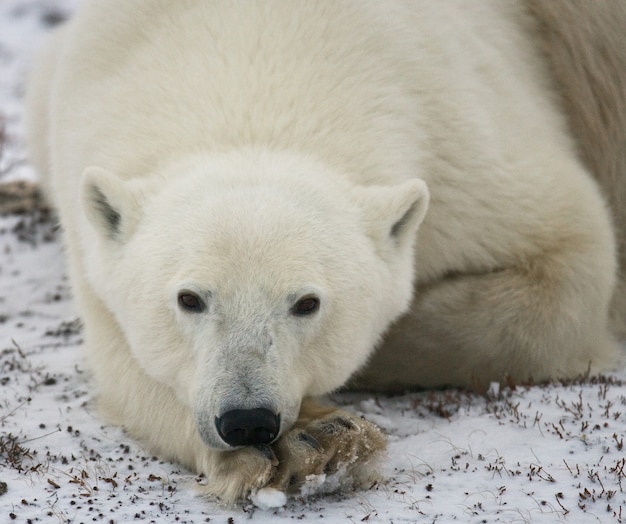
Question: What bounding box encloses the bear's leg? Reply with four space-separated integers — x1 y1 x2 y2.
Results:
359 244 620 390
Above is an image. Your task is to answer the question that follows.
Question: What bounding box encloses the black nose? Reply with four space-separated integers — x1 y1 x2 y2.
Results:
215 408 280 447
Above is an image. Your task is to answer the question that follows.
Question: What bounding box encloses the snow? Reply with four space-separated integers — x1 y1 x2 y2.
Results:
1 1 625 523
250 488 287 511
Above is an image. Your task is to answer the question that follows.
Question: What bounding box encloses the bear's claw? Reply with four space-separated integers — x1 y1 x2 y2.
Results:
254 443 279 465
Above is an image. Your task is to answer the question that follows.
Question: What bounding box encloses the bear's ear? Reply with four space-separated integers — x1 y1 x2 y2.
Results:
81 167 143 242
355 179 429 254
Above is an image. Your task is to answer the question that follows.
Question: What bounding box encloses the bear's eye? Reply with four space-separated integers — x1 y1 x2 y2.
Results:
177 291 206 313
292 295 320 316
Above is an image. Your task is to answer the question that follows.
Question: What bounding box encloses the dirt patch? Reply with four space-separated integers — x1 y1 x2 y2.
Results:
0 180 47 215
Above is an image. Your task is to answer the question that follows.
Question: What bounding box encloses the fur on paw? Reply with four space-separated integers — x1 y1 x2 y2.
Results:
202 444 278 504
266 409 387 496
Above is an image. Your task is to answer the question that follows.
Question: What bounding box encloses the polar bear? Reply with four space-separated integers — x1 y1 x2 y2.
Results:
26 0 625 504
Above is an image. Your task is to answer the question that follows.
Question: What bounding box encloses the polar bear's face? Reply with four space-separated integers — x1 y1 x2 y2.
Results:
81 152 428 449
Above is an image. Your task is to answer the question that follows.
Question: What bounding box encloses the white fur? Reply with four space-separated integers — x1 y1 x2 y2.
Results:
27 0 621 501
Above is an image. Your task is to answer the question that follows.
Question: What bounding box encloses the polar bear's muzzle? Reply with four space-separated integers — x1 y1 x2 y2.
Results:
193 333 300 450
193 367 288 449
215 407 281 447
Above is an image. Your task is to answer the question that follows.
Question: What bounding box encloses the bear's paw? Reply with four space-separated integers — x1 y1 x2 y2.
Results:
264 409 387 500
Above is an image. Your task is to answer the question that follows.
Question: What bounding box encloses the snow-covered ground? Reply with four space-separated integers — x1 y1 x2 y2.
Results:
1 2 625 522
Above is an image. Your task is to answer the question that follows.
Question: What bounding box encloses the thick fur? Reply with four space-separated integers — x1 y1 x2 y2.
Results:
26 0 624 502
525 0 626 338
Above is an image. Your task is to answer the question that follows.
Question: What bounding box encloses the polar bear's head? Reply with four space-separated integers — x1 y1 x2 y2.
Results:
80 150 428 450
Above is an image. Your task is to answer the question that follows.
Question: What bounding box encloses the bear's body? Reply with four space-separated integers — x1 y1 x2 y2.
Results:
27 0 623 503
